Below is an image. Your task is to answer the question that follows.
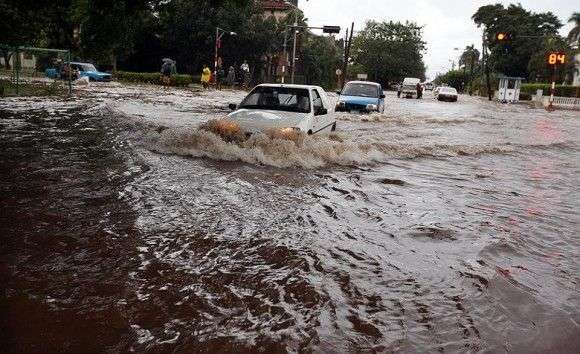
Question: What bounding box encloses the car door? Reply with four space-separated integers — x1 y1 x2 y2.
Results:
311 89 329 133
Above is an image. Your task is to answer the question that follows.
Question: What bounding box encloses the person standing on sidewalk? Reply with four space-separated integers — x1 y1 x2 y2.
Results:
227 65 236 88
416 83 423 99
201 65 211 89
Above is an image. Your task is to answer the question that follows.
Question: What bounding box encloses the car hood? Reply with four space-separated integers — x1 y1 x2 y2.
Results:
227 109 308 132
84 71 111 77
338 95 379 105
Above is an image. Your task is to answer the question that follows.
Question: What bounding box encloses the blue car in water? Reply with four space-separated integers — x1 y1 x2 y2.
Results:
45 62 112 82
335 81 385 113
70 62 112 81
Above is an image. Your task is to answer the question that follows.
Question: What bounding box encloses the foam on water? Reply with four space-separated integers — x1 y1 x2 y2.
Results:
146 120 513 169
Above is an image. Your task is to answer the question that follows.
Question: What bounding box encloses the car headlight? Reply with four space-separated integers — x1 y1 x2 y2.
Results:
336 101 345 107
280 127 301 134
366 104 378 111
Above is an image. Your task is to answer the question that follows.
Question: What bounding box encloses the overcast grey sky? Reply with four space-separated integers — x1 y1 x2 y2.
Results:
300 0 577 80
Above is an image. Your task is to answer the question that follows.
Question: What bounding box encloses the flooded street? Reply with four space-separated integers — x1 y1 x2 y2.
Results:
1 83 579 353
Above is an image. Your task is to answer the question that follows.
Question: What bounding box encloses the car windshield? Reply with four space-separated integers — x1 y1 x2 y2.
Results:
440 87 457 94
342 83 379 98
239 87 311 113
81 64 97 72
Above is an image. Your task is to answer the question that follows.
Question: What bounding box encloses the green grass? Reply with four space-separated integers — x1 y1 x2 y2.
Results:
0 80 67 97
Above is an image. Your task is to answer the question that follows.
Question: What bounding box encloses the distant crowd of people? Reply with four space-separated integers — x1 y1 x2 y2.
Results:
206 60 251 90
161 58 251 90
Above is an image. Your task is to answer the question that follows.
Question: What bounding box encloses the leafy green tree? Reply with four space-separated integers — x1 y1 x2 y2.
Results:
472 4 563 78
301 35 341 88
527 36 576 83
433 70 470 92
0 0 51 68
459 45 480 94
568 12 580 44
350 20 426 86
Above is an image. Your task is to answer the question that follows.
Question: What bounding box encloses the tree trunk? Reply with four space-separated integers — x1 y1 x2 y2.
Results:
2 51 13 70
111 53 117 73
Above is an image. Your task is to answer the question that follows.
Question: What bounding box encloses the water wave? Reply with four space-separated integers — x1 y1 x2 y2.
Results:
146 120 513 169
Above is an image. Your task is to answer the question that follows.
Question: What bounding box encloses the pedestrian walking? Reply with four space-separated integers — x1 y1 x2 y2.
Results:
416 83 423 99
397 83 402 98
161 59 173 86
227 65 236 88
216 64 225 90
240 60 250 90
201 65 211 89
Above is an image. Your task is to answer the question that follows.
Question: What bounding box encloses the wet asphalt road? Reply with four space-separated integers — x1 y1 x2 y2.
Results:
1 84 579 353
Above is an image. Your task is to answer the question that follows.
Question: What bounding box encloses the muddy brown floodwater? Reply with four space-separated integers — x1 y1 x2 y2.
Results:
1 84 579 353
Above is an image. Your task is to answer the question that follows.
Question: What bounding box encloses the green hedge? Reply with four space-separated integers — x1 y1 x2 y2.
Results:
520 84 580 98
115 71 198 87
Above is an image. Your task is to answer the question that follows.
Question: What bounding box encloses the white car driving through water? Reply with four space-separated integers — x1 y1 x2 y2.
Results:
436 87 458 102
228 84 336 135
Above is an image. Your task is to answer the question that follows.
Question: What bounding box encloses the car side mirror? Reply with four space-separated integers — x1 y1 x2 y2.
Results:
316 107 328 116
380 94 386 99
228 103 237 111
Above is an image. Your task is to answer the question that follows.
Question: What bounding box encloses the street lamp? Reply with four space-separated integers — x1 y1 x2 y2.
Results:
215 27 237 83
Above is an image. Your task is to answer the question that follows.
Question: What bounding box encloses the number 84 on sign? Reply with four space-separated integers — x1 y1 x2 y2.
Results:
547 52 566 65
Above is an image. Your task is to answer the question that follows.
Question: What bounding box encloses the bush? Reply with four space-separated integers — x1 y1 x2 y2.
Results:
115 71 195 87
519 92 532 101
521 84 580 98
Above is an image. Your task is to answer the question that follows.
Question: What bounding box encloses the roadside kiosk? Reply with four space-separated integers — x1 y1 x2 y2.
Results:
497 76 523 103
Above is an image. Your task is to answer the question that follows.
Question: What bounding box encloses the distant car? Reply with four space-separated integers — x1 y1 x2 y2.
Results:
70 62 112 82
437 87 458 102
401 77 421 98
227 84 337 135
424 82 434 91
335 81 385 113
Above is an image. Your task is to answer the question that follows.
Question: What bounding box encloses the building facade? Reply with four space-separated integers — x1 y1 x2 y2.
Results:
0 52 37 70
258 0 299 82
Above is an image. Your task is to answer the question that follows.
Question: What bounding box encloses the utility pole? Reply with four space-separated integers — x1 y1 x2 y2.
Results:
282 29 288 83
469 46 475 96
341 22 354 88
482 30 492 101
291 10 299 84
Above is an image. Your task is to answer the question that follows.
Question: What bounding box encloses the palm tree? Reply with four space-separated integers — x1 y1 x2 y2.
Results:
459 45 480 95
568 12 580 45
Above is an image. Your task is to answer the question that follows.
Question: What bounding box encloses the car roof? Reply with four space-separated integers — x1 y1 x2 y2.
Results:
256 83 324 91
345 81 381 87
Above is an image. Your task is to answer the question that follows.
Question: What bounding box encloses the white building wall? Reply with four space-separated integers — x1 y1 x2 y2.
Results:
0 53 37 69
573 53 580 87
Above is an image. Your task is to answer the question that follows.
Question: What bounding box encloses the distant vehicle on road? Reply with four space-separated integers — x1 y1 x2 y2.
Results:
228 84 336 135
437 87 458 102
335 81 385 113
46 62 112 82
401 78 421 98
423 82 434 91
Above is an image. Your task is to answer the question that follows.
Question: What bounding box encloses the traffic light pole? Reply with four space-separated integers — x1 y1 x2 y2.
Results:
549 64 556 111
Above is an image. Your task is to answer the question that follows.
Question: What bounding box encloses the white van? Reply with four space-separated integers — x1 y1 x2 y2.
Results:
401 78 421 98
